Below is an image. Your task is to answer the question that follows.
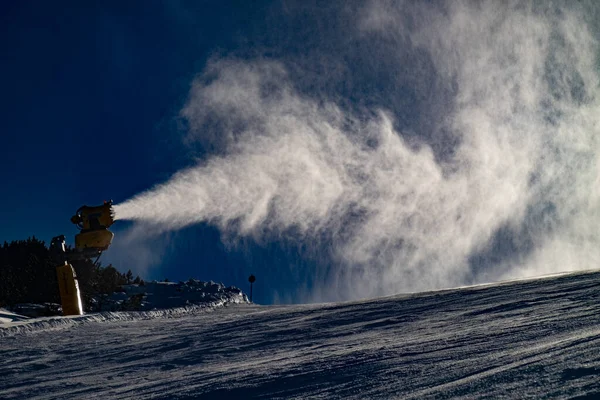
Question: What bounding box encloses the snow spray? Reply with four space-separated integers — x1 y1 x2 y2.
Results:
113 2 600 300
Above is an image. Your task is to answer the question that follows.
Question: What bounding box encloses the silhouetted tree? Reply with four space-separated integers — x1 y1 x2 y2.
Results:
0 237 143 312
126 270 133 284
0 237 59 306
97 264 127 295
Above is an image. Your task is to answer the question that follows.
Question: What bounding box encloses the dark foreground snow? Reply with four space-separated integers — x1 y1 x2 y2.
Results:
2 271 600 399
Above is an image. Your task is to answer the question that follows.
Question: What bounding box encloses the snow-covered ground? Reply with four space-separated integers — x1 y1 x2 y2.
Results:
0 309 30 324
2 271 600 399
94 279 249 312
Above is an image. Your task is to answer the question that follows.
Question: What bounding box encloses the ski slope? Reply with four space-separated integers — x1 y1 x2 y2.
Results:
2 271 600 399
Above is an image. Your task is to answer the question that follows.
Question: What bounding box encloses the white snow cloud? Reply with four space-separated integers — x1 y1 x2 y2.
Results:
114 1 600 301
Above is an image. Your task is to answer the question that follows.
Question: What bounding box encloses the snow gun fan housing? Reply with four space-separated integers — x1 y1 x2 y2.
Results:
70 201 115 259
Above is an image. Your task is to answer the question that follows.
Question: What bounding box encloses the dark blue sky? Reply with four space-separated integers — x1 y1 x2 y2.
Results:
4 1 593 304
1 1 285 301
2 1 438 304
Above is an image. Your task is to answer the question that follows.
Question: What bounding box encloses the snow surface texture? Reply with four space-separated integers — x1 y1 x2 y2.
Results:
2 271 600 399
0 309 29 324
93 280 249 312
0 280 248 337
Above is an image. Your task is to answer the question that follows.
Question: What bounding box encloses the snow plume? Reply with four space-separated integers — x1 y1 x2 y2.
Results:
114 1 600 301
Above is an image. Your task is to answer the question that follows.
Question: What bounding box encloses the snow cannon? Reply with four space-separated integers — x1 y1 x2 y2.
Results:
70 200 115 260
49 201 117 316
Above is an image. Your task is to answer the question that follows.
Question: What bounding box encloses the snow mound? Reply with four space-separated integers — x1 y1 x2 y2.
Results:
0 308 30 324
0 279 249 337
0 295 246 338
95 279 249 312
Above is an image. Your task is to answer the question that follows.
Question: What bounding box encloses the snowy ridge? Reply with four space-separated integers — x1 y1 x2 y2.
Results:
0 292 246 338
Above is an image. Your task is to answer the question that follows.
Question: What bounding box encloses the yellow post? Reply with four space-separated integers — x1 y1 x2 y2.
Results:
56 263 83 316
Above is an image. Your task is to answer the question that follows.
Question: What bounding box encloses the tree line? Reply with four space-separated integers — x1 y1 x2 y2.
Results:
0 237 143 312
